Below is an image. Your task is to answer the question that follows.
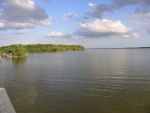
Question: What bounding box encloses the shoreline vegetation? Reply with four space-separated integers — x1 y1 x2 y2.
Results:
0 44 85 58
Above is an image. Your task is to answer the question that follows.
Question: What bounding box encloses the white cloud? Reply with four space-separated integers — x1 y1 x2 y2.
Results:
121 32 140 38
17 0 35 9
47 32 72 38
74 19 140 38
38 18 52 26
80 19 129 33
47 32 64 37
0 21 35 29
1 0 35 9
0 0 53 30
88 3 96 8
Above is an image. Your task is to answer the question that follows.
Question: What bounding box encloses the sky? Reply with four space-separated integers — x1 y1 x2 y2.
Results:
0 0 150 48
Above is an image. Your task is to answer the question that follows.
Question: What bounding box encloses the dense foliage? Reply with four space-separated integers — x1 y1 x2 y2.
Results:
25 44 85 52
0 44 85 58
0 44 28 57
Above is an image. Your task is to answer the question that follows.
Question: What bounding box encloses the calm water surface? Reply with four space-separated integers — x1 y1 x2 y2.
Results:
0 49 150 113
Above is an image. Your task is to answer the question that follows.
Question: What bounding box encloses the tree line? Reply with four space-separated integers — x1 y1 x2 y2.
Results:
0 44 85 58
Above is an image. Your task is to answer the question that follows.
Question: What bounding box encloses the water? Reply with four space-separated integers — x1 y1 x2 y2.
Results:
0 49 150 113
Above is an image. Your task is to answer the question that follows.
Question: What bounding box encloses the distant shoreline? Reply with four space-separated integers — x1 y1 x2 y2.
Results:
86 47 150 50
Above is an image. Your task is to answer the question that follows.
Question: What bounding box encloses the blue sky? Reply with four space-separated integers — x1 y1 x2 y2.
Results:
0 0 150 48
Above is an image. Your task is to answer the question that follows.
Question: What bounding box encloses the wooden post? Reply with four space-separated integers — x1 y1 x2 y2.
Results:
0 88 16 113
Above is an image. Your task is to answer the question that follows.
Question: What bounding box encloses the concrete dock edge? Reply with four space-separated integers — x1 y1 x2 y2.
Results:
0 88 16 113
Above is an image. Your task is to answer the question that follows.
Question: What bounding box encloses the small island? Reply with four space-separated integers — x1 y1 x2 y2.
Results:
0 44 85 58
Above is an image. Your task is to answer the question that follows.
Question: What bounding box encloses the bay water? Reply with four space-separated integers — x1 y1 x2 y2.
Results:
0 49 150 113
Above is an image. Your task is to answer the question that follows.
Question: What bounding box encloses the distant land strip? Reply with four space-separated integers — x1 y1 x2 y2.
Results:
0 44 85 58
87 47 150 49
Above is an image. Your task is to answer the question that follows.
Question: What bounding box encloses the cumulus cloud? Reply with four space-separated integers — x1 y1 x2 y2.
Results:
0 0 35 9
74 19 140 38
47 32 71 38
85 0 150 19
0 0 53 30
63 13 75 20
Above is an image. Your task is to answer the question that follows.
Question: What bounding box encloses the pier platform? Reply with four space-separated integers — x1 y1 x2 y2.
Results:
0 88 16 113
